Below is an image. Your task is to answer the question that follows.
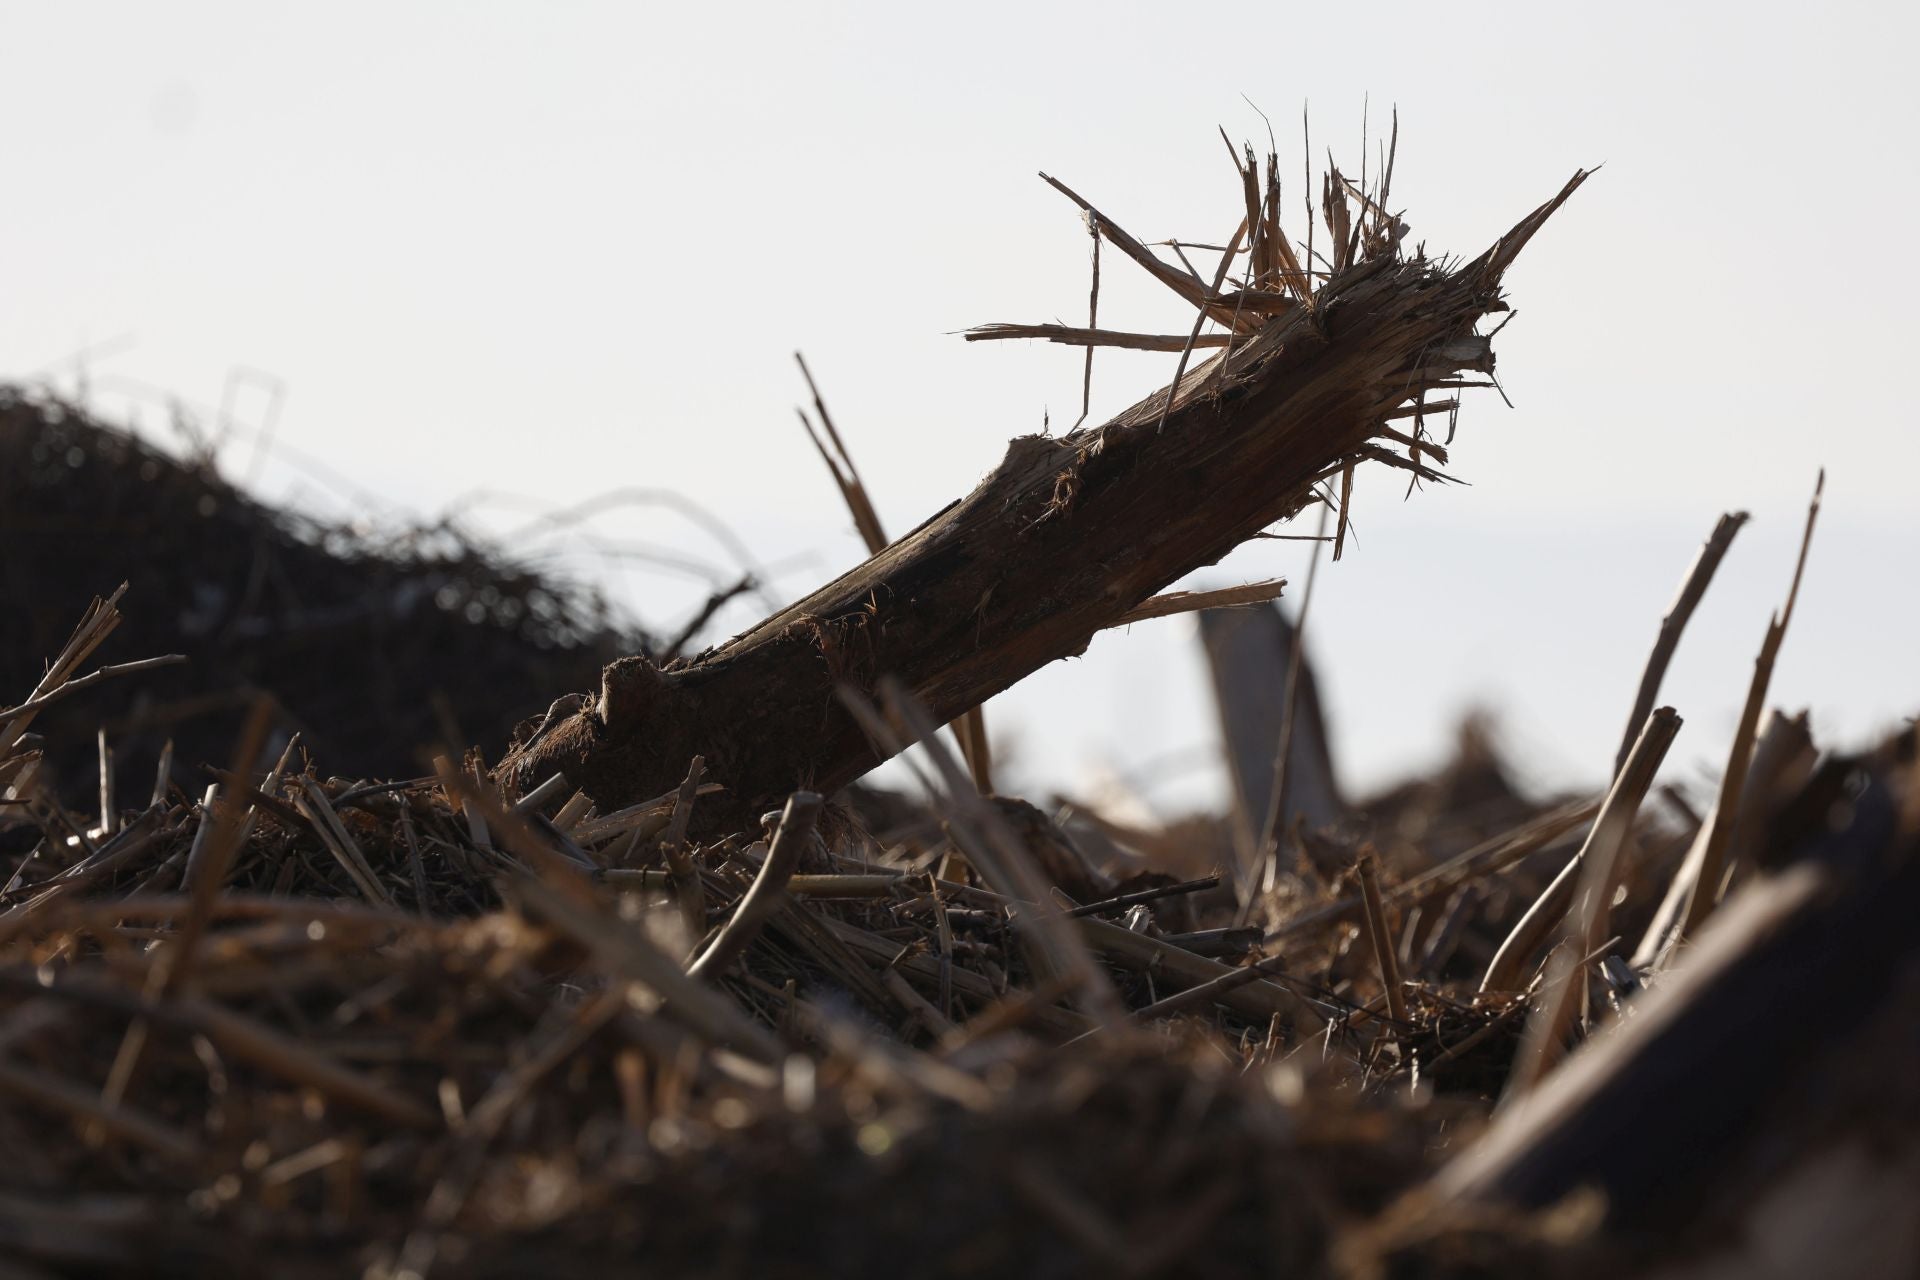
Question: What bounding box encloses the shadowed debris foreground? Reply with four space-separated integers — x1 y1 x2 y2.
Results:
2 583 1914 1276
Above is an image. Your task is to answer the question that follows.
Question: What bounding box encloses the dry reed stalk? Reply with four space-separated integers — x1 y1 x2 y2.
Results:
1076 914 1318 1030
433 754 491 850
1710 708 1815 902
1064 874 1221 918
509 771 569 814
1115 951 1291 1025
1481 501 1780 990
660 574 757 662
1253 501 1333 899
688 791 822 981
1356 852 1408 1025
97 698 277 1118
1039 173 1246 328
1670 473 1823 941
293 778 393 907
659 756 708 944
795 353 995 793
431 772 783 1063
964 324 1235 352
550 788 594 832
1076 213 1100 428
0 654 185 728
1264 798 1599 945
178 994 441 1128
0 1058 204 1164
1641 747 1804 974
1499 711 1684 1097
816 917 1092 1039
1631 479 1825 973
94 729 113 836
387 988 628 1280
570 782 723 848
1631 708 1814 975
510 873 783 1064
1331 464 1355 561
846 679 1126 1025
1483 707 1680 994
1113 579 1286 625
0 810 166 939
1155 219 1249 434
1612 511 1748 776
0 583 128 760
148 738 174 808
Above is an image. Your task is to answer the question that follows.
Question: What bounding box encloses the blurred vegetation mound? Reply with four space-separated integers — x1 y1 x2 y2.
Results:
0 386 647 795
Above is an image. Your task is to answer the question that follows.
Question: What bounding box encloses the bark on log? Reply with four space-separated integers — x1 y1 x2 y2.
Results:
499 172 1589 822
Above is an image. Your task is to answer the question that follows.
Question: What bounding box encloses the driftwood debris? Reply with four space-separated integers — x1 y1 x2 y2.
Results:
501 167 1590 820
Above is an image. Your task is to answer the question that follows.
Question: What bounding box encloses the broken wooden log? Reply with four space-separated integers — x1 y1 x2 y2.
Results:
500 170 1589 823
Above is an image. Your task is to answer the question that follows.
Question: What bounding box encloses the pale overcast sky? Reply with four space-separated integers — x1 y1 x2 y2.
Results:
4 2 1916 811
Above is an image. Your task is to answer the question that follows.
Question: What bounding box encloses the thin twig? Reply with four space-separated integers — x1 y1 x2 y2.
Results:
687 792 822 982
661 575 756 662
660 757 708 947
844 680 1126 1024
1483 706 1681 994
1252 501 1332 899
1613 512 1748 776
1356 852 1407 1024
0 655 187 724
1075 214 1099 429
1673 473 1823 941
1154 220 1248 436
1266 799 1598 945
1113 579 1285 626
964 324 1233 352
794 357 993 791
1064 873 1221 918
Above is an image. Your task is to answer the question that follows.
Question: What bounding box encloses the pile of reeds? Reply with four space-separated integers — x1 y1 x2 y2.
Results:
2 577 1913 1278
2 130 1916 1279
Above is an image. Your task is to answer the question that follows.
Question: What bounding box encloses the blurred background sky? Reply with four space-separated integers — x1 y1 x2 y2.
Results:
4 1 1916 815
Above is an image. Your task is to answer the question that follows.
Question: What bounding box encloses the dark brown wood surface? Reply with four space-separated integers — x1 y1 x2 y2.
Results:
499 174 1588 821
